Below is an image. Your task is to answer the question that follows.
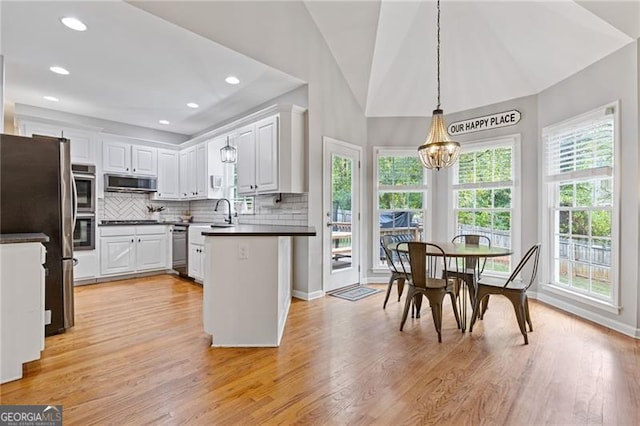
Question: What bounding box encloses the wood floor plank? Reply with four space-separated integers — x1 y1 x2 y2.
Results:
1 274 639 425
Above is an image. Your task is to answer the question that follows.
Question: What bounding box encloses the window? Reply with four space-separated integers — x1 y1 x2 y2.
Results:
374 148 429 268
451 136 520 275
542 104 618 305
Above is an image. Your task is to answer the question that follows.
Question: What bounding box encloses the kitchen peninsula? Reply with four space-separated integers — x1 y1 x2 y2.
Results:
201 225 316 347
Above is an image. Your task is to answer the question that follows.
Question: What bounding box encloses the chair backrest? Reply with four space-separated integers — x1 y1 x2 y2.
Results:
504 243 541 290
451 234 491 273
398 242 448 289
381 235 400 273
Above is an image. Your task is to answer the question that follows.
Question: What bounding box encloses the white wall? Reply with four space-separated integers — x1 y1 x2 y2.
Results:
537 42 639 334
132 1 368 297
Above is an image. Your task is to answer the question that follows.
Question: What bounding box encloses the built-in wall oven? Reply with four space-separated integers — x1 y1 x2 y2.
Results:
72 164 96 250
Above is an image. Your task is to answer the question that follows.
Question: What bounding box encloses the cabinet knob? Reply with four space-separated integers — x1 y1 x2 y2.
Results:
131 239 134 243
250 185 254 189
138 238 141 243
133 168 136 172
126 167 129 171
158 193 161 197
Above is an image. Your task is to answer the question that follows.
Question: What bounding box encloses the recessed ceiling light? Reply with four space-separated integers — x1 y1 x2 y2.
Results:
159 120 170 125
49 66 70 75
60 17 87 31
225 76 240 85
43 96 59 102
186 103 199 109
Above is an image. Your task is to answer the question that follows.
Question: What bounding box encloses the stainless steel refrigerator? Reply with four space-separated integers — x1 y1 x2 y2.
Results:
1 133 75 335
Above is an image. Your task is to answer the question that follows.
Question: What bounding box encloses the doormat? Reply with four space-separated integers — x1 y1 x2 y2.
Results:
330 286 382 301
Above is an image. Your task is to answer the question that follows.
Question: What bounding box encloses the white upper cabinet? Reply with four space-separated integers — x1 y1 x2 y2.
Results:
155 149 180 199
255 116 278 193
103 139 157 176
236 124 256 194
235 105 306 195
17 120 98 165
178 143 207 199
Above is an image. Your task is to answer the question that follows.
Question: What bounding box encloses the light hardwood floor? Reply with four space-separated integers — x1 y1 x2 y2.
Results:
1 275 639 424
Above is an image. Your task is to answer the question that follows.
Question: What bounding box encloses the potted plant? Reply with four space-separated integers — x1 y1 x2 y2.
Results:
147 205 165 221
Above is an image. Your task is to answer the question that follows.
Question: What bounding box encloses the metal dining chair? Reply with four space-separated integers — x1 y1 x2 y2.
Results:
398 242 461 342
469 243 541 345
449 234 491 308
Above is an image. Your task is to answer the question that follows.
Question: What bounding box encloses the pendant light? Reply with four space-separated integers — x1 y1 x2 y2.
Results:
418 0 460 171
220 135 237 164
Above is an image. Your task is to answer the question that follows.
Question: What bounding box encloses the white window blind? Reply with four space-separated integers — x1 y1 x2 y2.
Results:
544 110 614 182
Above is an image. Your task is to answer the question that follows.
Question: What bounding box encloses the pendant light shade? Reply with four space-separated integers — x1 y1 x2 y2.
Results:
220 136 237 164
418 0 460 171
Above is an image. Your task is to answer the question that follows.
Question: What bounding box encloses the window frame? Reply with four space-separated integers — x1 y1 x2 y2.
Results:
540 101 621 313
447 134 522 278
372 147 433 272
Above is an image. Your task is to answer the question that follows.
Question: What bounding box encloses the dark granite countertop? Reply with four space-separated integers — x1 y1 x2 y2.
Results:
99 220 208 227
0 233 50 244
202 225 317 237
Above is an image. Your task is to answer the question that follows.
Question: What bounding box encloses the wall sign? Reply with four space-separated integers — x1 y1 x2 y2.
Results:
448 110 521 135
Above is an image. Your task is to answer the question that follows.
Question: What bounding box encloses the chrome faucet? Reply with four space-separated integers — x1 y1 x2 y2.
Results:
214 198 232 224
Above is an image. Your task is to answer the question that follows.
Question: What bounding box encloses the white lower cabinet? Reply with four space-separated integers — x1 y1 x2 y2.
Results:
100 225 170 276
1 242 46 383
188 243 205 281
74 250 99 283
188 226 209 281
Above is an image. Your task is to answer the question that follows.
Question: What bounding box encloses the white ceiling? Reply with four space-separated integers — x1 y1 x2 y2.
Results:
0 1 305 137
1 1 638 138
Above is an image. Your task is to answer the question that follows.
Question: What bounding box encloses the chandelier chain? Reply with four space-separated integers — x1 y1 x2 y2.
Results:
437 0 441 109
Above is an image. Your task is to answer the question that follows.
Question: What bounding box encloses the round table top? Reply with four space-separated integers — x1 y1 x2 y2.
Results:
390 241 513 258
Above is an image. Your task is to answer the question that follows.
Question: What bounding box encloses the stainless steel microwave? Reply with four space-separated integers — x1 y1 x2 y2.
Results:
104 174 157 193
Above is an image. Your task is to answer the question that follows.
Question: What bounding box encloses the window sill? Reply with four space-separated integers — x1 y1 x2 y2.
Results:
541 283 621 314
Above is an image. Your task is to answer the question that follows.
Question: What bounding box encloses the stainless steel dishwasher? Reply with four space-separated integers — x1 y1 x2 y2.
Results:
172 224 188 277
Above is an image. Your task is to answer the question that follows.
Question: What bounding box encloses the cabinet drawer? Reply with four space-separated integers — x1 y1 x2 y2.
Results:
135 225 168 235
100 226 134 237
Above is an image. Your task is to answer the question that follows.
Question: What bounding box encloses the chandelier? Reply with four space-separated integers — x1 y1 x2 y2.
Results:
417 0 460 170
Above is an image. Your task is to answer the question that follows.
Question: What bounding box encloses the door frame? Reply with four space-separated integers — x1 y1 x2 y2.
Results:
322 136 363 293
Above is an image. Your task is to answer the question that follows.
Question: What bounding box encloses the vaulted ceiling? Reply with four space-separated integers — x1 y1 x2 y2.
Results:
2 1 638 137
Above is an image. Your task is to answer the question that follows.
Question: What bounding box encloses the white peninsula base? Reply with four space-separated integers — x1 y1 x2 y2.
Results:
203 235 292 347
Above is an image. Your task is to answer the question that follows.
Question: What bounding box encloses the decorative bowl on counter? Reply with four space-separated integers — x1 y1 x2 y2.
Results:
179 215 193 223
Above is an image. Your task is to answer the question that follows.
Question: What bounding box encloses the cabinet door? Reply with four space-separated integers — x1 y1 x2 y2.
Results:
188 244 203 280
179 150 190 198
132 145 157 176
187 148 197 197
156 149 180 199
100 236 135 275
136 234 167 271
66 129 95 165
236 124 256 194
255 116 278 193
103 141 131 174
195 143 207 197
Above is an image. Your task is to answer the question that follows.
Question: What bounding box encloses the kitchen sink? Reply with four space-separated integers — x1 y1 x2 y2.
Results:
210 223 235 228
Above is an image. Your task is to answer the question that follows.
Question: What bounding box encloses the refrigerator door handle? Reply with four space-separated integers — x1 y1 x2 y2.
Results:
71 174 78 232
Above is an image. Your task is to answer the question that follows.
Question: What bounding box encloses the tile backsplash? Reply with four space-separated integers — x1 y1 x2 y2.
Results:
100 192 308 226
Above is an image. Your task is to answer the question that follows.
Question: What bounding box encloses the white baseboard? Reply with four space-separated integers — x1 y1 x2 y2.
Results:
292 289 324 300
530 291 640 339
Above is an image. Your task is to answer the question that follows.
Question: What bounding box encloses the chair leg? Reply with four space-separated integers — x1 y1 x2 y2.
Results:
397 277 405 301
507 294 529 345
480 295 490 318
383 275 394 309
426 290 447 343
470 289 488 332
400 288 415 331
413 293 423 318
448 290 461 330
524 295 533 332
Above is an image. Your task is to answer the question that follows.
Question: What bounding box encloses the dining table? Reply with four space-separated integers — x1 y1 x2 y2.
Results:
388 241 513 331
